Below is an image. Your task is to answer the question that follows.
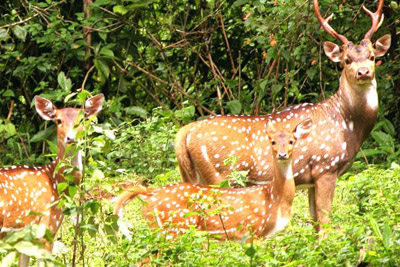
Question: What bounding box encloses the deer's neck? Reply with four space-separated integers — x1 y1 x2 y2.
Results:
331 74 378 145
271 159 295 217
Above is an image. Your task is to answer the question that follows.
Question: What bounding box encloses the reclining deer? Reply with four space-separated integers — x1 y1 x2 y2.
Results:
174 0 391 232
115 119 311 240
0 94 104 266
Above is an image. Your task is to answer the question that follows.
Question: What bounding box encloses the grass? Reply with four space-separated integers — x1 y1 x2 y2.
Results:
36 162 398 267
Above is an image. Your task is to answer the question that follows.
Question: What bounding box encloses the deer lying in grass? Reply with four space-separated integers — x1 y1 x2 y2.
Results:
114 119 312 240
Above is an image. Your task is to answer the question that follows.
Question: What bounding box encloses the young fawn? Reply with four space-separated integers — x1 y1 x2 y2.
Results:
0 94 104 266
115 119 312 240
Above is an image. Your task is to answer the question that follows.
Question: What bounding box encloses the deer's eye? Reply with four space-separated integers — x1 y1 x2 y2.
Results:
56 119 62 125
345 58 352 65
369 55 375 61
289 140 294 145
271 140 276 145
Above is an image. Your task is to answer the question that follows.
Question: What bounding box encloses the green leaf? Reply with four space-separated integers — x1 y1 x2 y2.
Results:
57 182 69 194
226 100 242 115
174 105 195 123
14 241 44 258
0 29 9 41
94 59 110 80
12 25 27 41
271 84 283 94
2 89 15 97
382 223 392 248
369 216 382 241
113 5 128 15
126 0 154 9
30 125 56 143
33 224 47 239
1 251 17 267
245 245 256 257
218 179 231 188
2 121 16 138
259 80 268 91
68 185 77 198
125 106 148 118
64 92 78 103
57 72 73 92
281 49 290 61
100 48 115 58
306 68 317 80
233 0 248 7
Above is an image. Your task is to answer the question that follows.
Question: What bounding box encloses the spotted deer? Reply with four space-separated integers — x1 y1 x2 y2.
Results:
114 119 311 240
174 0 391 232
0 94 104 266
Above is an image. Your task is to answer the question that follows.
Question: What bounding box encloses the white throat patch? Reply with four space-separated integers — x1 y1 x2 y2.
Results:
365 79 378 110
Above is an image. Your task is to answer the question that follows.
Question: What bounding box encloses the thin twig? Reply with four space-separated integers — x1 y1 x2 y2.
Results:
219 11 235 73
7 100 14 121
80 65 95 91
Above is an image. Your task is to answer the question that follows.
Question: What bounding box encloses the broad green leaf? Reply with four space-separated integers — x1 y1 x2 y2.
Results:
57 72 72 92
68 185 77 197
126 0 154 8
14 241 44 257
271 84 283 94
306 68 317 80
233 0 248 6
259 79 268 91
1 251 17 267
57 182 69 194
64 92 78 103
94 59 110 80
100 48 115 58
245 246 256 257
382 223 392 248
113 5 128 15
125 106 148 118
12 25 27 41
369 216 382 241
33 224 47 239
0 29 9 41
30 125 56 142
2 89 15 97
2 121 16 138
226 100 242 115
174 105 195 123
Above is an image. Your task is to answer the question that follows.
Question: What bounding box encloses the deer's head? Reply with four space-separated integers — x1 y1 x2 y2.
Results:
314 0 391 86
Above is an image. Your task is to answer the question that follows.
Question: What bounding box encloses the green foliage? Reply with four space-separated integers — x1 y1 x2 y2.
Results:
0 0 400 266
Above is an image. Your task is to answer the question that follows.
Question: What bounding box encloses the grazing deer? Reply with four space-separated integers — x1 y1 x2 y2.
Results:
174 0 391 232
0 94 104 266
114 119 312 240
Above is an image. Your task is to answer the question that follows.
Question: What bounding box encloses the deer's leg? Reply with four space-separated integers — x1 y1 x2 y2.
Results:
314 174 337 233
18 254 30 267
308 187 317 222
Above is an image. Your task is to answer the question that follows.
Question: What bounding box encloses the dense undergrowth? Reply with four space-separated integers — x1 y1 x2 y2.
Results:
1 0 400 265
1 111 399 266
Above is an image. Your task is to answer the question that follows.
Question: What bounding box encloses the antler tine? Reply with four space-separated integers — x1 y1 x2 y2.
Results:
313 0 348 44
362 0 385 40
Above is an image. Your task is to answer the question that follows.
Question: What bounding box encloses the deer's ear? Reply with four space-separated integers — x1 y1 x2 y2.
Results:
294 118 312 140
323 41 342 62
35 96 57 121
374 34 391 57
84 93 104 118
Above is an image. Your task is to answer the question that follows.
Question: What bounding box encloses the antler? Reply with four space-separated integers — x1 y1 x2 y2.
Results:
362 0 384 40
313 0 348 44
